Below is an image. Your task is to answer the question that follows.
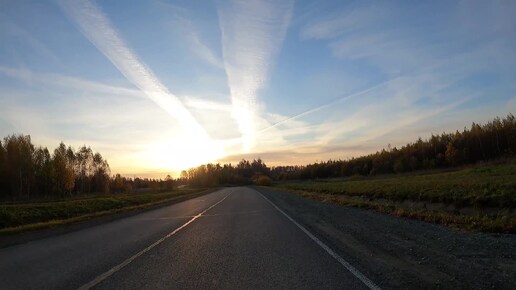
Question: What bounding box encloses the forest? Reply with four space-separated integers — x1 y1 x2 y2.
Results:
0 136 172 200
0 114 514 200
182 114 516 184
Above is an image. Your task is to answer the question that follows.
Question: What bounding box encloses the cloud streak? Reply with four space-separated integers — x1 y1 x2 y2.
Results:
57 0 208 140
300 4 386 40
257 76 404 135
177 17 224 69
0 66 142 98
217 0 294 152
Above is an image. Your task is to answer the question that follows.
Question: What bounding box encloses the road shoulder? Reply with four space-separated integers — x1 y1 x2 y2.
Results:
255 186 516 290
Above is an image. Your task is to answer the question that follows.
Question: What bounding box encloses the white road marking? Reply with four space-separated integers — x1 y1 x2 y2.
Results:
258 190 382 290
135 209 274 221
202 209 275 217
135 216 197 220
78 190 233 290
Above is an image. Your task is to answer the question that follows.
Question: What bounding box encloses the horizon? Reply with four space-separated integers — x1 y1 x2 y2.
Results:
1 0 516 179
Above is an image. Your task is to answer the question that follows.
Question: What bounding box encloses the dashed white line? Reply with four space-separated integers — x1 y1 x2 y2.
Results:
258 190 381 290
77 191 232 290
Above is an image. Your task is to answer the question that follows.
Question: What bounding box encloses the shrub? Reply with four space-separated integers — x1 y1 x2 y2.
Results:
254 175 272 186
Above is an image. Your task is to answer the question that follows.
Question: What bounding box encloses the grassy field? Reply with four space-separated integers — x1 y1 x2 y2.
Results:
274 162 516 233
0 188 213 234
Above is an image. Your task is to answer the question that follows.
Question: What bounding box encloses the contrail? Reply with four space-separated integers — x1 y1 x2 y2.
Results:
217 0 294 152
257 76 404 135
57 0 208 139
356 97 470 144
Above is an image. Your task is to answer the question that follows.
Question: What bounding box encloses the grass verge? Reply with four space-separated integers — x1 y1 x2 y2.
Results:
271 162 516 234
280 162 516 208
0 188 214 235
272 188 515 234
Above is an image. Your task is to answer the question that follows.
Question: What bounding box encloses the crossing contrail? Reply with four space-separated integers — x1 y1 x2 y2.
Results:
257 76 404 135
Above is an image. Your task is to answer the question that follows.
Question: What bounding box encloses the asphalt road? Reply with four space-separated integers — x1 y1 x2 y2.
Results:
0 187 375 290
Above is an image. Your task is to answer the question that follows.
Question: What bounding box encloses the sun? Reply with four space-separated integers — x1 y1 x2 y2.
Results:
145 134 224 172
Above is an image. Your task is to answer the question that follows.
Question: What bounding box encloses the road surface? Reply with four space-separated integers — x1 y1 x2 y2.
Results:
1 187 514 289
0 187 373 289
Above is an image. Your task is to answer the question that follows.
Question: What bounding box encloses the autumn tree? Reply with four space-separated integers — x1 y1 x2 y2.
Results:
92 153 110 193
3 135 35 199
52 142 75 197
75 146 94 194
33 146 52 197
0 140 7 198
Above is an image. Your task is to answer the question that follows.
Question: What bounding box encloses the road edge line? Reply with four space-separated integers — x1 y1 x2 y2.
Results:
77 190 233 290
258 190 381 290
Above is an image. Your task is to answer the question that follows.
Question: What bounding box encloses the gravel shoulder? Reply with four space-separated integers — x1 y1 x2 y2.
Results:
256 186 516 290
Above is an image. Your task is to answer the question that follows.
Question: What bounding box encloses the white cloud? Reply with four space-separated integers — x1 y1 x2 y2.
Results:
57 0 209 140
56 0 226 170
357 98 468 144
183 96 232 112
0 66 142 98
0 16 59 62
182 96 241 140
155 0 225 70
300 4 386 40
175 16 224 69
217 0 294 152
279 1 516 161
0 75 174 143
258 76 403 133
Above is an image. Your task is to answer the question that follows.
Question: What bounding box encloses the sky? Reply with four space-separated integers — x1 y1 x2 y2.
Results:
1 0 515 178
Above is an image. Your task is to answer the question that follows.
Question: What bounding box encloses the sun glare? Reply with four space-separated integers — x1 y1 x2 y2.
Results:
232 102 256 152
145 134 224 172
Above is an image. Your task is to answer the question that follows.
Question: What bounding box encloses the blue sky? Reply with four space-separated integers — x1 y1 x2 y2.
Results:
1 0 515 177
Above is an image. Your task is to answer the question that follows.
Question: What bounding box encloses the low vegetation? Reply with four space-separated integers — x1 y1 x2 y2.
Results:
280 161 516 208
277 188 514 233
0 188 212 234
253 175 273 186
273 162 516 233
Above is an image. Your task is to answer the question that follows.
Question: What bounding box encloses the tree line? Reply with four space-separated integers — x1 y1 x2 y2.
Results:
181 114 516 184
0 135 174 201
1 114 514 199
0 135 110 200
178 158 271 187
271 114 516 180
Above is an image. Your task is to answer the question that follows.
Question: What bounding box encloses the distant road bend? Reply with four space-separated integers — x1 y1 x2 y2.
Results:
1 187 514 289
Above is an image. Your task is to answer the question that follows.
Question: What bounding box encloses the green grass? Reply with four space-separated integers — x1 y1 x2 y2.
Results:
273 162 516 233
279 162 516 208
0 188 213 234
